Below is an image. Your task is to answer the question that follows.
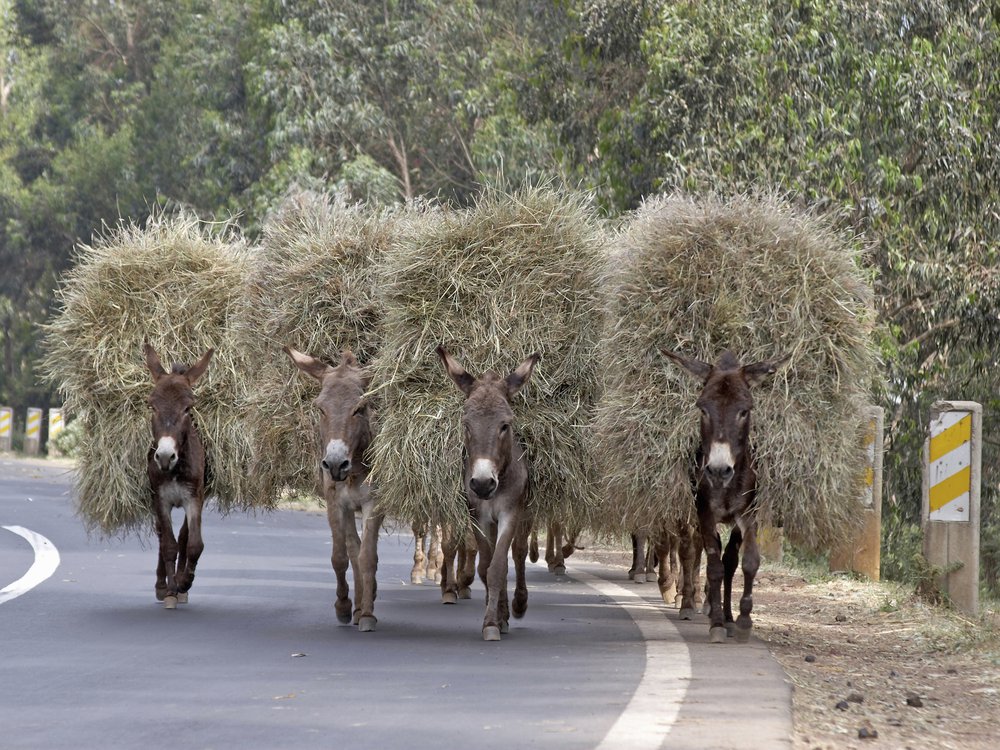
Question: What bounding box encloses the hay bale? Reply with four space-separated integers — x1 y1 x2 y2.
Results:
591 193 880 548
42 215 256 537
237 189 415 504
368 185 606 530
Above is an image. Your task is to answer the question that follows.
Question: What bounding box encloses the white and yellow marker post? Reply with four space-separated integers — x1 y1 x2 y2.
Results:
24 407 42 456
830 406 883 580
47 408 64 455
0 406 12 452
922 400 981 616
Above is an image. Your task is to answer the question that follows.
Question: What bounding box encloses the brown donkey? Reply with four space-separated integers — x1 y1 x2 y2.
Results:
664 349 788 643
285 347 383 632
437 346 538 641
144 343 213 609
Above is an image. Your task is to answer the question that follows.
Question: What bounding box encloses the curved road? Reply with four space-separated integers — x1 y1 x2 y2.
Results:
0 457 791 749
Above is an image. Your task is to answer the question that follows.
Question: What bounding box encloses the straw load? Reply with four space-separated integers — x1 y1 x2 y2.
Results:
368 186 607 530
42 215 255 537
591 193 880 548
237 189 410 504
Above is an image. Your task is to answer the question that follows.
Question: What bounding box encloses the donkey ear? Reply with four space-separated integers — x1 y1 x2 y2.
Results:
662 350 712 382
506 352 540 398
742 353 791 387
340 350 359 368
185 348 214 385
283 346 332 383
436 346 475 396
143 342 166 381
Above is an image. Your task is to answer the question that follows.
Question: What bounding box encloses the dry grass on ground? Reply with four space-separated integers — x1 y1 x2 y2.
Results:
573 541 1000 750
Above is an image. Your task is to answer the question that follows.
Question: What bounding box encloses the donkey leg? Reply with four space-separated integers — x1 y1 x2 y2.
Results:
342 506 364 624
410 521 427 585
561 525 580 560
356 509 383 632
655 535 678 608
153 517 169 601
528 527 539 564
549 521 566 575
511 517 530 619
722 527 743 636
176 496 206 594
326 501 353 624
628 533 641 581
154 503 180 608
734 522 760 643
700 513 726 642
677 527 699 618
428 524 444 584
483 518 515 640
439 524 460 604
473 524 501 640
457 529 477 599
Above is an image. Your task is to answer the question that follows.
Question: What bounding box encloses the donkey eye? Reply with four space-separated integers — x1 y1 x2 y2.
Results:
499 423 510 434
737 409 749 420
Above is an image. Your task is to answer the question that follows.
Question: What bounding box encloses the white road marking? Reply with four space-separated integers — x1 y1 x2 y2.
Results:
572 568 691 750
1 525 61 605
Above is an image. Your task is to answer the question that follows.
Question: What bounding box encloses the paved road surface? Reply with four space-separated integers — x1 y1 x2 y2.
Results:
0 456 791 749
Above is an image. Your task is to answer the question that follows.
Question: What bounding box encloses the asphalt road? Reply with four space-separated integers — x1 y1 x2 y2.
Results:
0 456 791 750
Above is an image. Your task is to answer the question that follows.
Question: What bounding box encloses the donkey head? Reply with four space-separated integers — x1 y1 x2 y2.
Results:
284 346 372 484
437 346 540 500
664 350 788 489
144 343 214 473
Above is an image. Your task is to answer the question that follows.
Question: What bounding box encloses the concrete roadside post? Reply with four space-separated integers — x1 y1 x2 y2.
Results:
0 407 12 452
922 400 981 616
47 408 65 455
830 406 884 579
25 407 43 456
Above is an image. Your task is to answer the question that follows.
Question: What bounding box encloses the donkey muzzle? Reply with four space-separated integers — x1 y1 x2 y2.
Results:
322 439 351 483
705 464 735 488
154 437 179 472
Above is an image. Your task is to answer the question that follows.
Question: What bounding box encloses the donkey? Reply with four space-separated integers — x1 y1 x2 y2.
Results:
437 345 538 641
664 349 788 643
285 346 383 632
631 524 703 617
438 522 479 603
144 343 213 609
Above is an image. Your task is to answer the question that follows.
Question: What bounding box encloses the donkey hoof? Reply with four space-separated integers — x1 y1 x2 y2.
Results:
410 574 424 585
627 571 636 581
483 626 502 641
734 625 752 644
500 621 510 634
633 573 646 584
709 626 727 643
701 602 712 616
358 616 377 633
176 592 188 604
433 573 443 584
335 609 353 624
678 607 695 621
163 595 178 610
553 565 566 575
441 592 458 605
458 587 472 600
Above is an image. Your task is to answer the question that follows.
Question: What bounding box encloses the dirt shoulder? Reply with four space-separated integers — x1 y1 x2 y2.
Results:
571 541 1000 750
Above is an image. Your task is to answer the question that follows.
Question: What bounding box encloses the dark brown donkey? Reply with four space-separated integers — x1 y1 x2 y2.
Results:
144 343 214 609
664 349 788 643
285 347 383 632
437 346 538 641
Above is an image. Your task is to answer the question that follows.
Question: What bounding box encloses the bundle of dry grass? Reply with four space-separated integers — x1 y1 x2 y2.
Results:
591 193 880 549
237 189 411 504
368 185 607 530
42 214 257 537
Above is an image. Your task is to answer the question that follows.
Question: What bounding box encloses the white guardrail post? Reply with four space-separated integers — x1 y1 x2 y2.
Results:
24 407 42 456
922 400 981 616
830 406 884 580
0 406 12 452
